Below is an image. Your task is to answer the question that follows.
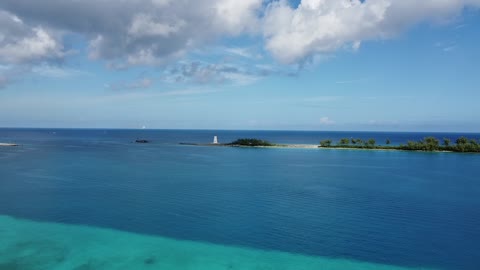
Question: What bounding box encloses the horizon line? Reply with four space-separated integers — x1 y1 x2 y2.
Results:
1 127 480 134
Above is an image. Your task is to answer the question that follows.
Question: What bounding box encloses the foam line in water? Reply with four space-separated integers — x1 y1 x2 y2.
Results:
0 215 437 270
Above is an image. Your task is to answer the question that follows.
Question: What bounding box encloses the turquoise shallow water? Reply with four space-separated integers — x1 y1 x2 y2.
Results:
0 215 435 270
1 129 480 269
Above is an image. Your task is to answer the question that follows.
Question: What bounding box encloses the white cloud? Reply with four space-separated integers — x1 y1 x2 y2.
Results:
0 11 64 64
0 0 263 68
3 27 62 63
213 0 263 35
128 14 186 38
1 0 479 68
0 0 479 88
0 0 265 87
319 116 335 125
263 0 480 64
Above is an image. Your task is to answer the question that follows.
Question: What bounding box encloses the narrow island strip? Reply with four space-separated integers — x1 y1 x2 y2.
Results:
318 136 480 153
181 136 480 153
181 138 315 149
0 143 18 147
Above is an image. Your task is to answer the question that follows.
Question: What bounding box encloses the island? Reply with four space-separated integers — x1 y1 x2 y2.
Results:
181 138 322 149
0 143 18 147
181 136 480 153
227 138 276 147
319 136 480 153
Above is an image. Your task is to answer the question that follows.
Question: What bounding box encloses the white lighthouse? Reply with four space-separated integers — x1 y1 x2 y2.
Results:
213 136 218 144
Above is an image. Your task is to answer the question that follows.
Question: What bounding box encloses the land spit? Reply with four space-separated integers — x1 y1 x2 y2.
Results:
0 143 18 147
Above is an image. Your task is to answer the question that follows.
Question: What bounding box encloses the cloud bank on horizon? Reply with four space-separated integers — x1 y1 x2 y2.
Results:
0 0 479 87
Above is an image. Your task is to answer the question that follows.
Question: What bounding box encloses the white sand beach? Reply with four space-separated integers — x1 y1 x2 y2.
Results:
0 143 18 147
280 144 319 149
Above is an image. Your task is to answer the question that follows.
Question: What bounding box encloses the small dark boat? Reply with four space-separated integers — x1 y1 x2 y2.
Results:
135 139 150 143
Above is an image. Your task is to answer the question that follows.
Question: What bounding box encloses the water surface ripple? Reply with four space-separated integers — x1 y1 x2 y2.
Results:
1 129 480 270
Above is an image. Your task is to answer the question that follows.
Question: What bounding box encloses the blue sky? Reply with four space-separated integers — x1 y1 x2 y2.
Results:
0 0 479 131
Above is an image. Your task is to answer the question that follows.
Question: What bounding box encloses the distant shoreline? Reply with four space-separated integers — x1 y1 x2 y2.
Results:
179 143 476 153
0 143 18 147
1 127 480 134
317 146 454 153
180 143 318 149
179 143 419 151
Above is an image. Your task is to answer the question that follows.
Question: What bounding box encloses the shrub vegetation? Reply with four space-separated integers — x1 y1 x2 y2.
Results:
318 136 480 153
228 138 275 147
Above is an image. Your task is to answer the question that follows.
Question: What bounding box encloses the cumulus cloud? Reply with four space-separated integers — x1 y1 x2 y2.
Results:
0 0 262 67
1 0 479 67
0 10 64 64
263 0 480 64
319 116 335 125
0 0 479 88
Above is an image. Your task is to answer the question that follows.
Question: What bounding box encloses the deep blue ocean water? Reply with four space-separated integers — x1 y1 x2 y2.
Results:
1 128 480 270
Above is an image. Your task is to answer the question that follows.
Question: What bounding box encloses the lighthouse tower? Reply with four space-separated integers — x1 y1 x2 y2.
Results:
213 136 218 144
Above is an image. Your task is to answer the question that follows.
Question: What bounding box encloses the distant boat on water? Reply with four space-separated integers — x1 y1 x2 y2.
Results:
136 125 148 143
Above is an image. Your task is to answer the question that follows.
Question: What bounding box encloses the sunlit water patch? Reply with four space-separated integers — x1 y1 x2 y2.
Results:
0 215 436 270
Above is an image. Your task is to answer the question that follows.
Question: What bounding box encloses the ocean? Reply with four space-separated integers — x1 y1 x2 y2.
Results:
1 128 480 270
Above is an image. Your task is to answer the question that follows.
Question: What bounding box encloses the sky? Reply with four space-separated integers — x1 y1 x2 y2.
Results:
0 0 479 132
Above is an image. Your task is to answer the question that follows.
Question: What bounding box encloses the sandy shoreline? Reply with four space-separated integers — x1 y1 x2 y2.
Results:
272 144 319 149
180 143 319 149
179 143 460 153
0 143 18 147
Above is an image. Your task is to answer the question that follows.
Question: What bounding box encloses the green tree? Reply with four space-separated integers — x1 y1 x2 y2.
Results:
406 141 418 150
456 137 468 145
471 139 480 152
320 139 332 147
339 138 350 145
423 137 440 151
443 138 451 147
229 138 274 146
367 139 376 148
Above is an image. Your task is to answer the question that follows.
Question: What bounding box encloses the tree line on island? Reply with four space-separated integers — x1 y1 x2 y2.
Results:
319 136 480 153
227 138 276 147
227 137 480 153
